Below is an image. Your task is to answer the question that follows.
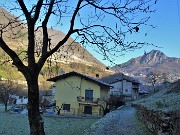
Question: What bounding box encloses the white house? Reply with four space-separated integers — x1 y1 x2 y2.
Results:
101 73 140 100
10 95 28 105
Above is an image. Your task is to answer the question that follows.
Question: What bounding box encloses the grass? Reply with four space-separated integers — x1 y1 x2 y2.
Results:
133 87 180 111
0 111 99 135
0 104 13 112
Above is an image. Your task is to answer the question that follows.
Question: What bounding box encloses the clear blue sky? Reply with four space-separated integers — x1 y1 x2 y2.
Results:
1 0 180 66
93 0 180 66
76 0 180 66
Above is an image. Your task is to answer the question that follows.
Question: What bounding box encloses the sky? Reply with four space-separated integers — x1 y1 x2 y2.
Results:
50 0 180 66
97 0 180 66
120 0 180 63
0 0 180 67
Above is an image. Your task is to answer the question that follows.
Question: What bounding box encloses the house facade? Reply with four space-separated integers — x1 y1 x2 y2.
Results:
47 71 111 116
10 95 28 105
101 73 140 100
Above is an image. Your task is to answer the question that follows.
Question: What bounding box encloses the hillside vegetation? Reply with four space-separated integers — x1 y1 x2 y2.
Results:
0 48 112 82
133 80 180 111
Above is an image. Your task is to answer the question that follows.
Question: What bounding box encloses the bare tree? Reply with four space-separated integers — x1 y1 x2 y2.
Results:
0 79 15 111
0 83 9 111
146 71 172 93
146 71 161 92
0 0 157 134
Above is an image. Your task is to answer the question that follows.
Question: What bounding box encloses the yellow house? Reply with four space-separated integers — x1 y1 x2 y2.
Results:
47 71 111 116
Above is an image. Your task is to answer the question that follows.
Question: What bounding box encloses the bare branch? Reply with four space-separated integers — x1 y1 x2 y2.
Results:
42 0 55 55
39 0 83 64
0 37 26 73
33 0 43 23
17 0 30 20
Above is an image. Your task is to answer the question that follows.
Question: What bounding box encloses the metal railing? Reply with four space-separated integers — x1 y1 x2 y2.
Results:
77 96 100 105
132 85 139 89
59 108 101 117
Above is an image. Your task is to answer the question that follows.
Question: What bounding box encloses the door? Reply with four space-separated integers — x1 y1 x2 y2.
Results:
84 106 92 114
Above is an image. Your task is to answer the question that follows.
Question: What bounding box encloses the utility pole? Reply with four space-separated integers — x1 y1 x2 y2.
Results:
121 73 124 96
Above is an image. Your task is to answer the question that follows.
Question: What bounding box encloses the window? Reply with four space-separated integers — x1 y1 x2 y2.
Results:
125 89 128 92
85 90 93 101
63 104 70 111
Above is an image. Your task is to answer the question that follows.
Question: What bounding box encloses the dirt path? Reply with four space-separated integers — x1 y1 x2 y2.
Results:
83 106 152 135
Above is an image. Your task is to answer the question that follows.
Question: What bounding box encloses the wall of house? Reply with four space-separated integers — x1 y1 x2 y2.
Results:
131 83 140 100
110 80 140 101
52 85 56 99
80 78 100 99
110 80 132 96
56 100 80 115
131 89 139 100
110 81 122 95
100 86 110 99
55 76 81 102
123 81 132 96
79 104 102 116
54 75 104 116
15 96 28 105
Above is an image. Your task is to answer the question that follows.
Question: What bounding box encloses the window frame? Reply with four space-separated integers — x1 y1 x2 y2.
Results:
63 104 70 112
85 89 93 101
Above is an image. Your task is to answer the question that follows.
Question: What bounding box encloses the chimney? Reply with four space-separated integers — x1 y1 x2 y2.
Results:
96 74 99 79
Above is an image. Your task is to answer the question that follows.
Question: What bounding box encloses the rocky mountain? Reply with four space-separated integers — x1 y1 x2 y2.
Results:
112 50 180 81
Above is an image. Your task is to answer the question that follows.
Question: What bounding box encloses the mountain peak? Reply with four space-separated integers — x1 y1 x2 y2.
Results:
140 50 167 65
112 50 180 82
147 50 166 57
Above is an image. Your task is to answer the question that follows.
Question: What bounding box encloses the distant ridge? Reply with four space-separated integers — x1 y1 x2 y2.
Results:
112 50 180 81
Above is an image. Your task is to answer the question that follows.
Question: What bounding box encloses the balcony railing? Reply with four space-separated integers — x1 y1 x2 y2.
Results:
132 85 139 89
77 96 100 105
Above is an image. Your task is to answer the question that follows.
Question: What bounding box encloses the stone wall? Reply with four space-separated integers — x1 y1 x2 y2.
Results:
132 104 180 135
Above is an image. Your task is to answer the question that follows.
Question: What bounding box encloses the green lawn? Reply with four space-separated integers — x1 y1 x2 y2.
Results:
0 111 99 135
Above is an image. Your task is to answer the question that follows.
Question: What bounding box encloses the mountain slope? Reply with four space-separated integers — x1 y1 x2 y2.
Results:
0 7 113 80
112 50 180 80
0 7 104 67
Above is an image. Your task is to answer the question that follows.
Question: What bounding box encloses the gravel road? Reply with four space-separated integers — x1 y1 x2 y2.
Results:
83 106 152 135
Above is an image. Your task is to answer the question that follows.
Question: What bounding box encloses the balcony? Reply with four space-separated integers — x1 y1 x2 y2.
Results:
77 96 99 105
132 85 139 89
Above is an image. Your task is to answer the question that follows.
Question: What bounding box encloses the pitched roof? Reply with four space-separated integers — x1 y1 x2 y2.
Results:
139 85 149 94
47 71 112 87
101 73 140 84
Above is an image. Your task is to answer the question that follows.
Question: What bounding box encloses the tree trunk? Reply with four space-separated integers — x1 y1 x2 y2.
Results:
27 76 45 135
4 102 7 111
153 84 155 93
